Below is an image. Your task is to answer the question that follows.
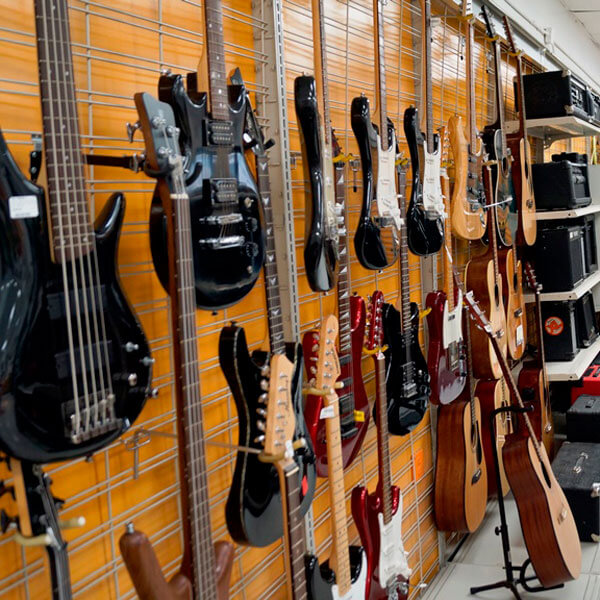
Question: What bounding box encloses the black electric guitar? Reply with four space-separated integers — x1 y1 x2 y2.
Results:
294 0 339 292
481 5 514 248
0 0 151 463
404 0 445 257
149 0 265 310
350 0 400 271
219 86 316 547
383 165 431 436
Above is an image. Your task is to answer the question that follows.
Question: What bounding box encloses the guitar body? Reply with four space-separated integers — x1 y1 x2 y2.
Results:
503 431 581 587
351 96 399 270
303 295 370 477
295 75 338 291
305 555 334 600
149 72 265 310
499 248 526 361
518 363 554 458
0 132 151 462
434 397 487 532
476 378 511 497
351 485 409 600
218 326 316 546
382 302 430 436
448 115 486 240
425 290 466 405
507 133 536 246
320 546 368 600
465 257 507 379
404 106 444 257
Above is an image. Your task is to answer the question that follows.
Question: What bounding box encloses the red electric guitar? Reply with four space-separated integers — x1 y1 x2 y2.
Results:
303 133 370 477
352 291 411 600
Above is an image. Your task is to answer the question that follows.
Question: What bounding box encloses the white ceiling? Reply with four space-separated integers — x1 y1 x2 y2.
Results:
561 0 600 49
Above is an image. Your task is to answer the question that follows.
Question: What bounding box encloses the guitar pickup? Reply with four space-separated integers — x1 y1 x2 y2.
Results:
198 213 243 225
207 120 234 145
198 235 245 249
374 216 395 228
208 178 238 204
424 209 442 220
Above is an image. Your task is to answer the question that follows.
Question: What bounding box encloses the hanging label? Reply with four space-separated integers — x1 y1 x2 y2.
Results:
516 324 524 347
319 406 335 419
9 195 39 219
354 410 365 422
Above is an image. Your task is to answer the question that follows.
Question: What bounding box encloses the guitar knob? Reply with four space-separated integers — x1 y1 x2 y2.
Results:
244 242 259 257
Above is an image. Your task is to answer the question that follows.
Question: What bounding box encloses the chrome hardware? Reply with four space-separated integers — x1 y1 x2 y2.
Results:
125 342 139 352
128 373 138 387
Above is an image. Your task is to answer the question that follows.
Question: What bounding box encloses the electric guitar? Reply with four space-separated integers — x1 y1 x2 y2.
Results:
261 353 333 600
351 0 400 270
464 292 581 588
465 162 508 380
219 86 316 547
148 0 265 309
434 300 487 533
383 166 431 436
0 0 151 463
503 16 537 247
353 291 410 600
294 0 339 291
310 315 368 599
481 5 514 249
303 133 370 477
404 0 445 257
518 263 554 458
449 0 487 241
120 93 234 600
426 129 466 405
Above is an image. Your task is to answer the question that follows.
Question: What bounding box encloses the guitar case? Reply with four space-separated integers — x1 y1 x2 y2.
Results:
567 395 600 443
553 441 600 542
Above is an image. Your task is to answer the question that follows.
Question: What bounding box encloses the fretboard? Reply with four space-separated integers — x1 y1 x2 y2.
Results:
34 0 93 262
397 168 411 337
485 165 501 286
374 354 393 524
463 304 477 428
204 0 229 121
491 40 507 154
312 0 332 145
423 0 434 154
374 0 388 150
466 19 477 150
441 170 454 312
515 55 527 137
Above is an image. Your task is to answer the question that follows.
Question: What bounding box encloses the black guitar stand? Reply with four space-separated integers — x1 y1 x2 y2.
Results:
469 404 564 600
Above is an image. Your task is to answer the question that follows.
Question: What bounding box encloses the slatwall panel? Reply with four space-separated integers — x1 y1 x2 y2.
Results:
0 1 593 599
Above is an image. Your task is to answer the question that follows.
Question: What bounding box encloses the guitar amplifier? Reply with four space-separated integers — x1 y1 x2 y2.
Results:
532 158 591 210
576 292 599 347
571 365 600 405
534 223 586 292
590 90 600 126
523 70 592 121
554 214 598 275
541 300 579 361
552 442 600 542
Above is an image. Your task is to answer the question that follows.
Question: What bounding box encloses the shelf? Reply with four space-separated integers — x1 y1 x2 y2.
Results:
506 115 600 142
524 269 600 303
546 335 600 381
536 204 600 220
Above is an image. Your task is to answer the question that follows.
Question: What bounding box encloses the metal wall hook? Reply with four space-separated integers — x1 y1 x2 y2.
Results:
122 428 177 480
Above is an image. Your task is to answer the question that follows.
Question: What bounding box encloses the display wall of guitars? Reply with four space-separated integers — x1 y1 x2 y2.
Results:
148 0 266 309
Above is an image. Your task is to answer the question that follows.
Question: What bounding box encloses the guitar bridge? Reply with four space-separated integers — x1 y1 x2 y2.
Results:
63 392 122 443
198 235 245 249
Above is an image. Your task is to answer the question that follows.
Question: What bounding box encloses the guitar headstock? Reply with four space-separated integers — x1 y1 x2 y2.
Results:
462 290 494 336
262 354 296 468
312 315 341 399
502 16 518 55
365 291 385 352
524 261 542 293
480 5 497 41
461 0 472 18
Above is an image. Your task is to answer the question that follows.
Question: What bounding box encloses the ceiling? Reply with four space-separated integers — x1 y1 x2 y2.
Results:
561 0 600 49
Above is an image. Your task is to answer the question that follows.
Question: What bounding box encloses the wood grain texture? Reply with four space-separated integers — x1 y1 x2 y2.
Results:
498 247 527 361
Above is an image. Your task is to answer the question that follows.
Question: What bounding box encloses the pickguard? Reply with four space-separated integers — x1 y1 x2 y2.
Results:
331 550 368 600
375 131 402 230
377 502 412 589
420 142 444 217
442 288 464 349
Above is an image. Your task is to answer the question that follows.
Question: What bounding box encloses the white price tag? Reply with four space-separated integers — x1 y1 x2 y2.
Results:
516 324 524 347
9 195 39 219
319 406 335 420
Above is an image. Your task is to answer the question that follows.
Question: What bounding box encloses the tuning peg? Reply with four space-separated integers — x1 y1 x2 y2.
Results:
0 509 17 534
260 365 270 377
260 379 269 391
309 356 318 362
309 366 317 374
258 393 268 404
256 420 266 432
126 121 141 143
60 517 86 530
311 344 319 353
256 408 267 417
254 434 265 445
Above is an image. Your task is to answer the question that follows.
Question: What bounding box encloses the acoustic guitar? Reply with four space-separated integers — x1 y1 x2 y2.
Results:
464 292 581 589
120 93 234 600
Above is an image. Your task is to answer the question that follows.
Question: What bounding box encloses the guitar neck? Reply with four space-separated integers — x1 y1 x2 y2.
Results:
466 19 477 150
515 55 527 137
423 0 434 153
312 0 332 146
374 0 388 150
485 166 501 285
34 0 93 262
491 40 507 145
204 0 230 121
441 170 454 311
397 169 411 335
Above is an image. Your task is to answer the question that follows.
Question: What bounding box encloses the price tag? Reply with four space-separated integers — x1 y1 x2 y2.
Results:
354 410 365 422
319 406 335 420
9 195 39 219
516 324 524 347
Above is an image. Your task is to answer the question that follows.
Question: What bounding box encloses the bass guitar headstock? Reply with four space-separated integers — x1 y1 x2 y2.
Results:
524 261 542 294
480 5 497 41
462 289 494 337
365 290 385 353
502 15 518 56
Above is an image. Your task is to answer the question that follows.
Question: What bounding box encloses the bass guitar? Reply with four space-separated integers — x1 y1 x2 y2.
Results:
449 0 487 241
383 165 430 436
294 0 339 291
434 301 487 533
465 161 507 380
518 263 554 457
503 16 536 247
464 292 581 588
426 130 466 405
120 93 234 599
149 0 265 310
404 0 444 257
351 0 400 270
219 87 315 547
353 291 411 600
481 5 514 249
303 132 369 477
0 0 151 463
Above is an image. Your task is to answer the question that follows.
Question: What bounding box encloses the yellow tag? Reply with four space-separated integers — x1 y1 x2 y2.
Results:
354 410 365 422
420 307 432 319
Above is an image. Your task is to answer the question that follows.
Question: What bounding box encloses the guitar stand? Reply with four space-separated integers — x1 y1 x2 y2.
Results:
469 404 564 600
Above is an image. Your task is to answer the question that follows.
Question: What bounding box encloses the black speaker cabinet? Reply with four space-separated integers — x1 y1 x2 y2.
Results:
576 292 599 348
541 300 579 361
532 160 591 210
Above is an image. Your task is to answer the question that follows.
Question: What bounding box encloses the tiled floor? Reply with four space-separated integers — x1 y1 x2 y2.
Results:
422 496 600 599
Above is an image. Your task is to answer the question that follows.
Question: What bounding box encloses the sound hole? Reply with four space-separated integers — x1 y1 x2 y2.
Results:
494 283 500 306
540 460 552 489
